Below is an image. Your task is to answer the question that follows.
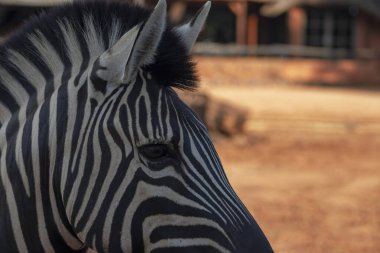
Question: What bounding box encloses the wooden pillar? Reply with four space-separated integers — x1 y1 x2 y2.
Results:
247 14 258 45
169 1 187 24
288 7 306 45
228 1 248 45
355 14 369 49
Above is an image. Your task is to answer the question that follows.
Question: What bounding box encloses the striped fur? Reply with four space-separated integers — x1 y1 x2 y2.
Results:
0 1 273 252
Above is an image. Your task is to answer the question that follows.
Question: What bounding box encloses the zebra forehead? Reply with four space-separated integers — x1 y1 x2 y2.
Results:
0 1 198 91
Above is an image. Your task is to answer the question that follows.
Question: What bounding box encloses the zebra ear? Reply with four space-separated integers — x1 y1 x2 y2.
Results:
174 1 211 53
126 0 167 75
95 24 141 85
94 0 167 85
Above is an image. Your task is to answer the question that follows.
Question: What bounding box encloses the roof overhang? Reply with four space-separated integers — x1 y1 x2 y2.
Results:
260 0 380 20
0 0 72 7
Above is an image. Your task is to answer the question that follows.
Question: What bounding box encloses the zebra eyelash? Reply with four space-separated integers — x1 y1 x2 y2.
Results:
135 138 173 148
137 140 181 167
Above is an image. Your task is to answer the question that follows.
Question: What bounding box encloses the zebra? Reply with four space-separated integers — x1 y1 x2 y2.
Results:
0 0 274 252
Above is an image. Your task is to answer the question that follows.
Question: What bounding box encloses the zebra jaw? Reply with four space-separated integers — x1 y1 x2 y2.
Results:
93 0 211 86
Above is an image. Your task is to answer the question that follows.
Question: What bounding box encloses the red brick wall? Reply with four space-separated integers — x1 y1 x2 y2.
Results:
196 57 380 87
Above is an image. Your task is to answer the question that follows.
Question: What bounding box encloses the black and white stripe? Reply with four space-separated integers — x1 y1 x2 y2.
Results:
0 0 273 252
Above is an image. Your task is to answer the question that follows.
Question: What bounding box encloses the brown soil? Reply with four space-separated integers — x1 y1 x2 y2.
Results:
215 133 380 253
196 57 380 253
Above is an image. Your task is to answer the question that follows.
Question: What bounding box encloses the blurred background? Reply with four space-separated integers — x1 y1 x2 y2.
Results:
0 0 379 252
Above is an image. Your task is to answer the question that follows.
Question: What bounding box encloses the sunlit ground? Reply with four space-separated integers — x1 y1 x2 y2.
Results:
196 57 380 253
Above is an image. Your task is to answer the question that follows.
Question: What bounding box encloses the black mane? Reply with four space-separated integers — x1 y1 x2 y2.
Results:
0 1 198 91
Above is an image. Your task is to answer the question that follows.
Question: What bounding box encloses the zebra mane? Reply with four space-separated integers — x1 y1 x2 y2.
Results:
0 1 198 115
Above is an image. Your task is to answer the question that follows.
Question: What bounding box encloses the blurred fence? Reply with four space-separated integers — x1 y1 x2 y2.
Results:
194 42 380 60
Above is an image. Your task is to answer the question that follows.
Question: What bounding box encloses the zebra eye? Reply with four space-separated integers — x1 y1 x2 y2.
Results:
139 144 170 161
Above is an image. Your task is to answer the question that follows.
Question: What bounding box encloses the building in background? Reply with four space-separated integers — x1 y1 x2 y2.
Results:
165 0 380 58
0 0 380 59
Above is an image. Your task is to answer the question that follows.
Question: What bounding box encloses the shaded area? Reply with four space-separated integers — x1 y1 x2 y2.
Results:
178 90 248 136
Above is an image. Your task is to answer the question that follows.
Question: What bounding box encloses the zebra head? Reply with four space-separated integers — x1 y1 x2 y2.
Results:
70 1 274 252
0 0 273 252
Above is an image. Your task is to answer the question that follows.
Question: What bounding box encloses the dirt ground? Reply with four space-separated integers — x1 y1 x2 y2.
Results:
195 57 380 253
